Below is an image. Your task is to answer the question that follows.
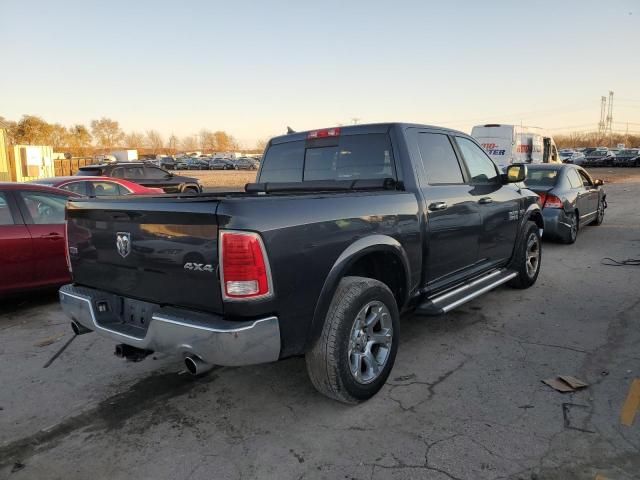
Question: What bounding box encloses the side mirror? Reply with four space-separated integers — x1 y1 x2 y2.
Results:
594 178 604 186
504 164 527 183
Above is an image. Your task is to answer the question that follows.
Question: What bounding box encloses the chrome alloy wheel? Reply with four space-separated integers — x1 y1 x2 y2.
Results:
526 233 541 278
348 300 393 384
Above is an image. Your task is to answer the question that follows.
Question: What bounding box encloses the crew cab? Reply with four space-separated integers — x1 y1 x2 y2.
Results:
76 162 202 193
60 123 543 403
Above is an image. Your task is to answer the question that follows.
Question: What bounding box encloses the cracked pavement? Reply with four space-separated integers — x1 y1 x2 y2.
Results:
1 179 639 480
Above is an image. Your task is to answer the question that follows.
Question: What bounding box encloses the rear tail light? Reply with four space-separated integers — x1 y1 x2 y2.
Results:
537 193 546 207
543 193 563 209
220 230 272 300
307 127 340 139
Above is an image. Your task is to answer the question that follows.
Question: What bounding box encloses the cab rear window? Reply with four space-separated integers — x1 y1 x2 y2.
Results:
259 134 395 183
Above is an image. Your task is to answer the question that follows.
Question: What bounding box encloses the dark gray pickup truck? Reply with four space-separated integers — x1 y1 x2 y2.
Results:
60 123 543 403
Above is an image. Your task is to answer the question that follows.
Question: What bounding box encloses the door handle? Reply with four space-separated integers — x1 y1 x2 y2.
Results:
43 233 62 239
478 197 493 204
428 202 448 211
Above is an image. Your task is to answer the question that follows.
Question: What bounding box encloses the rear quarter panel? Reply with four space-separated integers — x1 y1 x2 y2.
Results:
217 190 421 356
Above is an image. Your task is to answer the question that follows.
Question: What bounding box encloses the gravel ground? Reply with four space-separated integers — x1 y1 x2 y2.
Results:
0 173 639 480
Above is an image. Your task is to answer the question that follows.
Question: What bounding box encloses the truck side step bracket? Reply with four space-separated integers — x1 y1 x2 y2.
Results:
416 269 517 316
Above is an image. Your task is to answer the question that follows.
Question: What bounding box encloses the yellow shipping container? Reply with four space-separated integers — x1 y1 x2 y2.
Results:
8 144 55 182
0 129 9 182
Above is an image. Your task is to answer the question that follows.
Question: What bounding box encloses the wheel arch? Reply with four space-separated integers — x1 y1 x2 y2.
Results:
509 203 543 264
305 235 411 351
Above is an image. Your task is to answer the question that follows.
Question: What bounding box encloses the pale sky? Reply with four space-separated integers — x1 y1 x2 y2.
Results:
1 0 638 147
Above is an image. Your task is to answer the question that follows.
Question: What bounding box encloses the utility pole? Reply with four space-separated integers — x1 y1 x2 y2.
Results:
605 90 614 146
351 118 361 125
598 96 607 134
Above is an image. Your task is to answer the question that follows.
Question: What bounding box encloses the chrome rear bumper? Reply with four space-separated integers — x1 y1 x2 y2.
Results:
59 284 280 366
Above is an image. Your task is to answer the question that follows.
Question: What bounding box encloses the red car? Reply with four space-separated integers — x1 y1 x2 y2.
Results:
29 176 165 197
0 183 79 297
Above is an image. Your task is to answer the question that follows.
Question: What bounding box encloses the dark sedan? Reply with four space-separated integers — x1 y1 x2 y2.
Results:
0 183 79 296
232 157 259 170
76 162 202 193
209 158 236 170
583 150 616 167
523 164 606 244
613 149 640 167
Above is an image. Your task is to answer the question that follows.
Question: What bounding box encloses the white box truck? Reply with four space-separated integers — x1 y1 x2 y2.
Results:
471 124 560 168
110 149 138 162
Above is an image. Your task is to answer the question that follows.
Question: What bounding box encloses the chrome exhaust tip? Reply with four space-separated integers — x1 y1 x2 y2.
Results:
71 321 91 335
184 355 214 376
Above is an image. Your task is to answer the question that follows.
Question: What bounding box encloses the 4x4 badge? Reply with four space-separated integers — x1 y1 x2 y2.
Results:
116 232 131 258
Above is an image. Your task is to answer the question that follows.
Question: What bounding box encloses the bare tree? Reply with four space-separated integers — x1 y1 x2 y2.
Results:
167 134 178 153
91 117 124 150
181 135 199 152
199 129 217 152
145 130 164 154
255 138 269 152
124 131 145 149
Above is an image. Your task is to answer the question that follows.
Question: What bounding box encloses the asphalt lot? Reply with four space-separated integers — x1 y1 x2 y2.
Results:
1 173 639 480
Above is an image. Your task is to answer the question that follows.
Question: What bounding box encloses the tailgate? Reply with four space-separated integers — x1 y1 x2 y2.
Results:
66 197 223 314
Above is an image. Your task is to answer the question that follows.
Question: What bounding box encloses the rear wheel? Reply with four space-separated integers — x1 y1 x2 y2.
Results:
562 211 578 244
305 276 399 404
183 186 199 194
508 221 542 289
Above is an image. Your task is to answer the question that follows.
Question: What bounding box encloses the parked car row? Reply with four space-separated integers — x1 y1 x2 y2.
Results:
161 156 260 171
1 163 196 296
560 147 640 167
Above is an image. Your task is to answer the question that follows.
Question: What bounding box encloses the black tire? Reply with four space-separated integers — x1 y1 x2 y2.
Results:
508 221 542 289
561 211 578 244
590 199 605 226
305 276 399 404
182 186 199 194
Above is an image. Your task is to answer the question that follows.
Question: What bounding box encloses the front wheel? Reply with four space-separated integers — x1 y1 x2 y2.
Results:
591 200 605 226
305 276 399 404
508 221 542 289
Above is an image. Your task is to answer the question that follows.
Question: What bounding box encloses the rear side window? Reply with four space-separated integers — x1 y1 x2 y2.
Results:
91 181 121 196
124 166 144 179
18 192 67 225
416 133 464 184
0 193 15 225
259 134 395 183
567 169 583 189
60 182 88 196
145 167 169 179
